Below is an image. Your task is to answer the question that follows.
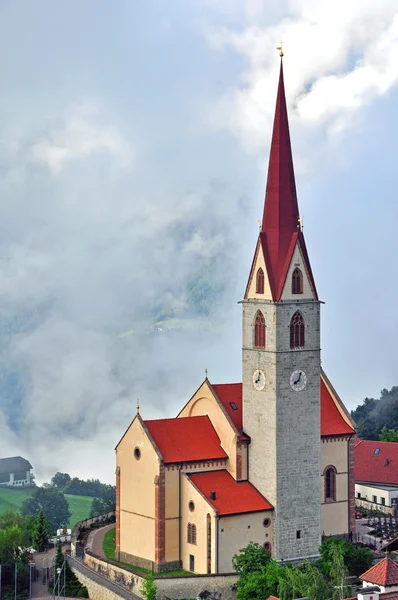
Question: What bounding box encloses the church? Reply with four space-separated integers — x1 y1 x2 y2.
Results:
115 57 356 574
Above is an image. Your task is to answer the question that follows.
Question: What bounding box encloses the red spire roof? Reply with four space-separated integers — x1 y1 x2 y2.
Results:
258 61 317 301
360 557 398 586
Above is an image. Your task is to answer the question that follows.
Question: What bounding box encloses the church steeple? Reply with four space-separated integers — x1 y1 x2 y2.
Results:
245 60 318 302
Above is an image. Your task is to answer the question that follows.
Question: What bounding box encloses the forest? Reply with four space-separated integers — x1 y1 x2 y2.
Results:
351 385 398 440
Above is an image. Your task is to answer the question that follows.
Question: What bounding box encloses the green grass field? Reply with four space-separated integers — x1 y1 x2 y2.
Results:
0 486 92 529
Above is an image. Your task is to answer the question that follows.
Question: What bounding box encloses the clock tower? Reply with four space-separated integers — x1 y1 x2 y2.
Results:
242 60 321 562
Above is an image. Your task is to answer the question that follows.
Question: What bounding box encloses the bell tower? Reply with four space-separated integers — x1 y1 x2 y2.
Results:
242 58 321 562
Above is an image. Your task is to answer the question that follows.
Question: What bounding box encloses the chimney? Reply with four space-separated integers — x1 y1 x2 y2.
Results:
357 585 380 600
210 491 216 500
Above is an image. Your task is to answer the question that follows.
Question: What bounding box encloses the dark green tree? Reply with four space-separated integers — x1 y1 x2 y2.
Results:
51 472 71 490
32 508 50 552
51 541 88 598
89 484 116 516
21 486 71 531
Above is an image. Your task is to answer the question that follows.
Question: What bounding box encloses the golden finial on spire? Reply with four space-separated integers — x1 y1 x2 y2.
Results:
297 216 304 232
136 399 140 413
257 219 261 230
277 43 284 57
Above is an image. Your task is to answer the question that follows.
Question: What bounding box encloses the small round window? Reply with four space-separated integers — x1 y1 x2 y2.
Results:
263 518 271 528
189 501 195 512
263 542 271 551
134 447 141 460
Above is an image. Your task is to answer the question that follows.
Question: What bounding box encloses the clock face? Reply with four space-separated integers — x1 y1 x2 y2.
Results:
290 369 307 392
253 369 266 391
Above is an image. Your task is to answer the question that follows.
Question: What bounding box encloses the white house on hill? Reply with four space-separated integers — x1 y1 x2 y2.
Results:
0 456 33 486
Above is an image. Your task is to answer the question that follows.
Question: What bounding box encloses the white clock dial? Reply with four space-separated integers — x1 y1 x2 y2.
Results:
253 369 266 391
290 369 307 392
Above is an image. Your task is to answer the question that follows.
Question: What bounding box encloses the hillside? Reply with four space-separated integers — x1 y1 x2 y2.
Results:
0 487 92 528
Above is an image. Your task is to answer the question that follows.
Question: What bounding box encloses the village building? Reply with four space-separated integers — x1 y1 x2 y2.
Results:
0 456 33 486
356 440 398 514
115 58 356 574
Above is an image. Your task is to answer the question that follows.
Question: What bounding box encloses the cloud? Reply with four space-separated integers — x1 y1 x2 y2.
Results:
29 102 133 174
205 0 398 152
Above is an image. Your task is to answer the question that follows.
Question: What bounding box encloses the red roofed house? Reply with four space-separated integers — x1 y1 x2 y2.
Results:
355 440 398 513
115 57 356 575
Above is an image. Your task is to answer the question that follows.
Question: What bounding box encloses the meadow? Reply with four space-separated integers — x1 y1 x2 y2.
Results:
0 486 92 529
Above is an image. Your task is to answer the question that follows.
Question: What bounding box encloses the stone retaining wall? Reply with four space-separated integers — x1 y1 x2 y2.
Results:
84 550 238 600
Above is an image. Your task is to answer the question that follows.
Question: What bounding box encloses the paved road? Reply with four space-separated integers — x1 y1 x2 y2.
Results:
87 524 116 558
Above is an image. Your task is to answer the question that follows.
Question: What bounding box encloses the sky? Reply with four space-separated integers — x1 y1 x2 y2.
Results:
0 0 398 484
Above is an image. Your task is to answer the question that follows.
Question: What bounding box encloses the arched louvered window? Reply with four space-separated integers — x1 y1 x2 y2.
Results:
256 268 265 294
254 311 266 348
324 466 337 502
292 268 303 294
191 524 197 545
290 311 305 349
187 523 192 543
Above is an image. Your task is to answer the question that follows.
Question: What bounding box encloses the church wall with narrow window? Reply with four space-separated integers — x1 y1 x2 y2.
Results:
245 242 272 300
320 437 350 536
180 474 217 574
280 244 316 301
116 417 159 566
218 511 273 573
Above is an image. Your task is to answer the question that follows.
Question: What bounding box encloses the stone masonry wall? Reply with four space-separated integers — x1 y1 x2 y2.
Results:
83 550 237 600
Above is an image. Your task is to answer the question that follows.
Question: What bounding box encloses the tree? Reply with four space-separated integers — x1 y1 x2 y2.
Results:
233 543 280 600
0 510 34 548
329 544 351 600
89 484 116 517
0 525 24 564
141 572 157 600
51 472 71 490
51 541 88 598
318 537 373 578
21 486 71 531
32 508 50 552
278 562 330 600
379 426 398 442
233 542 271 577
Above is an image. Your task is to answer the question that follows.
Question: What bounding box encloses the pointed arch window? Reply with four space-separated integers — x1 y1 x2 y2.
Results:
290 311 304 349
254 311 266 348
256 268 265 294
292 268 303 294
324 466 337 502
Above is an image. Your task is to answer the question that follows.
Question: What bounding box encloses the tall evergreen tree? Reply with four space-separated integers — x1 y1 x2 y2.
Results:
32 508 50 552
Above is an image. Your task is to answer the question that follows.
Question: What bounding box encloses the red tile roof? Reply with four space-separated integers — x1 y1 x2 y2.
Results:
245 61 317 302
212 383 242 432
355 440 398 485
360 557 398 586
321 378 354 436
188 470 273 515
381 593 398 599
213 377 354 438
145 416 228 464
